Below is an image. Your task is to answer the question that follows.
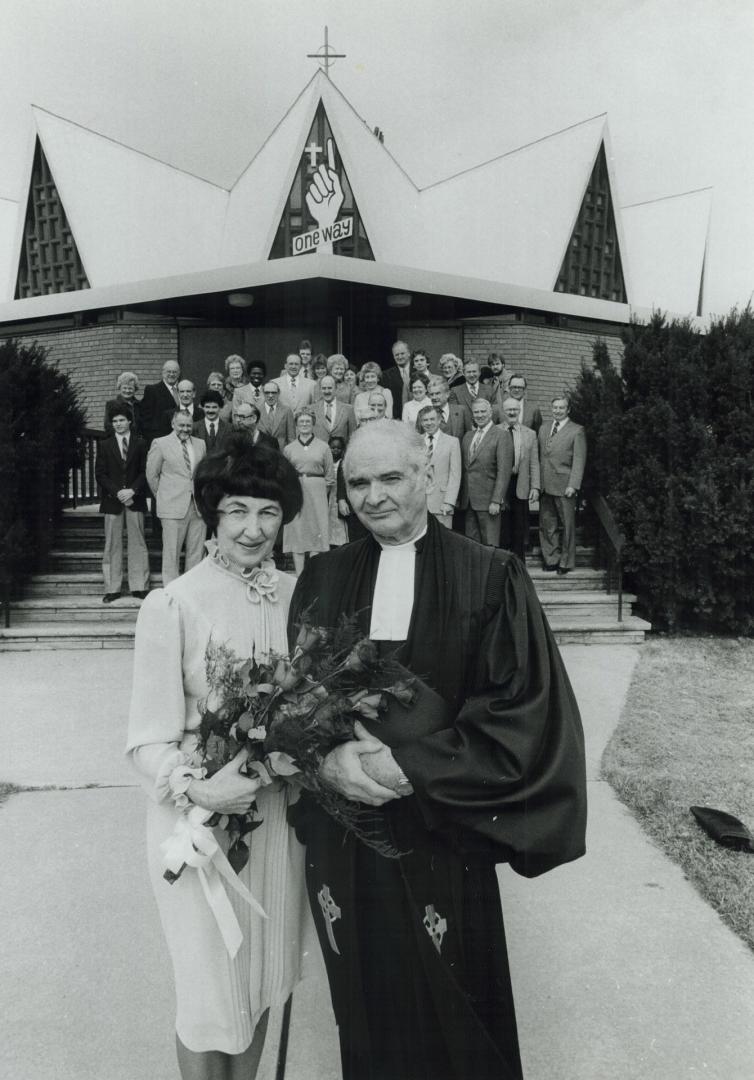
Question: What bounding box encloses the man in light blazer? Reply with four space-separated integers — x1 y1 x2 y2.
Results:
498 398 540 558
312 376 358 445
449 360 499 428
257 382 296 449
418 405 461 529
146 409 206 585
538 396 587 574
459 398 513 546
273 354 316 412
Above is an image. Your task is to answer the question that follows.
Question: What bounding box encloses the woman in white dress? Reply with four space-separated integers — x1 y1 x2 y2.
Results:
282 408 335 576
127 436 320 1080
353 362 394 423
401 373 431 426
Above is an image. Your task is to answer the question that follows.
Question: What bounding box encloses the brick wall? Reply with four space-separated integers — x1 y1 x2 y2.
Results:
462 321 624 421
4 322 178 427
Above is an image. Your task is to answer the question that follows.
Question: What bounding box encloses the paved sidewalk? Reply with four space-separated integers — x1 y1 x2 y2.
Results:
2 645 754 1079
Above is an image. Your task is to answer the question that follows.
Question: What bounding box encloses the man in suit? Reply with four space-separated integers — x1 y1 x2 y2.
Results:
418 405 461 529
140 359 181 446
484 353 512 411
507 374 543 434
313 376 357 444
258 382 296 449
94 406 150 603
427 377 468 439
538 396 587 575
193 391 231 453
231 401 278 449
498 398 540 559
273 354 316 412
146 409 207 585
381 340 413 411
449 360 499 427
232 362 267 412
460 398 513 546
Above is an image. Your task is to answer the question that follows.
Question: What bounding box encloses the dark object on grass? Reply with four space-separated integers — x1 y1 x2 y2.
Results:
690 806 754 853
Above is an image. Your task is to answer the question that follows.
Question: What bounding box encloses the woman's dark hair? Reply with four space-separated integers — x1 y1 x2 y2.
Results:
194 433 303 529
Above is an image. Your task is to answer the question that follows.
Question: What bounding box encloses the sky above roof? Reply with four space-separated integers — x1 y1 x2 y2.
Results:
0 0 750 317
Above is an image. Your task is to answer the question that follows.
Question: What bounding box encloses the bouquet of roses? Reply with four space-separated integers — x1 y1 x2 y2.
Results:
162 608 417 885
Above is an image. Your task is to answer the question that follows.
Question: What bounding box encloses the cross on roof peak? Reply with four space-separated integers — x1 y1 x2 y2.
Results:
307 26 346 78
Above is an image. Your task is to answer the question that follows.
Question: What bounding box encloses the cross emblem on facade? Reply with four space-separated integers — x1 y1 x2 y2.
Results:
307 26 346 79
423 905 448 954
305 140 323 168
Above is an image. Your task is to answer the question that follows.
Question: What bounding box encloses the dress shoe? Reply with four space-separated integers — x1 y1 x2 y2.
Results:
131 590 150 600
102 593 121 603
556 567 570 576
542 564 558 572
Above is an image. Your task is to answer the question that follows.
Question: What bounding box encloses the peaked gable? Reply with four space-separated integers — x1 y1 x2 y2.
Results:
555 142 626 303
269 100 373 261
16 138 89 298
31 107 227 288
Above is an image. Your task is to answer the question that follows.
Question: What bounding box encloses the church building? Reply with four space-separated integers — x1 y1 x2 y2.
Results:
0 53 711 426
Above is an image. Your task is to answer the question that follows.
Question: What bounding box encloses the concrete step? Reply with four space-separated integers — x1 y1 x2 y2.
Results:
9 596 144 624
544 613 651 644
526 567 606 592
0 615 650 650
47 550 164 572
0 622 137 650
24 573 162 597
536 590 638 620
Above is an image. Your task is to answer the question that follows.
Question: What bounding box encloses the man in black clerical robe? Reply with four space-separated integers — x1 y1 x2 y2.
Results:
288 420 587 1080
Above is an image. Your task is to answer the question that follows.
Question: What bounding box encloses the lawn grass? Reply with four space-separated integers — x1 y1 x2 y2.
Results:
602 636 754 951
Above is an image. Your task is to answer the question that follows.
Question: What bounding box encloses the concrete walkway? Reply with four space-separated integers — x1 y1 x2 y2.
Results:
2 645 754 1079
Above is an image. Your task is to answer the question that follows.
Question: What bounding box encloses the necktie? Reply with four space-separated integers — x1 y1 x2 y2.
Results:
508 425 518 473
291 378 297 391
325 403 333 429
120 436 128 460
208 421 216 447
552 421 560 438
170 386 180 406
427 434 434 456
182 439 192 476
469 429 482 461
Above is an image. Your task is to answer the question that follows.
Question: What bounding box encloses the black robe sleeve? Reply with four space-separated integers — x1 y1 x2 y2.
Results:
393 553 587 878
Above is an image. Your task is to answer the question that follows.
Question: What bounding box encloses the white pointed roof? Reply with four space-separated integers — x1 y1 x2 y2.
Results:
0 73 710 322
33 107 228 286
620 188 712 316
418 115 607 290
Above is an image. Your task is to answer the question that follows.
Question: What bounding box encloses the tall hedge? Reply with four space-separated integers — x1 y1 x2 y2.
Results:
570 310 754 633
0 338 86 587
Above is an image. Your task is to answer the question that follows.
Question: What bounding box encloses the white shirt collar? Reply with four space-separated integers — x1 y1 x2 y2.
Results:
369 523 427 639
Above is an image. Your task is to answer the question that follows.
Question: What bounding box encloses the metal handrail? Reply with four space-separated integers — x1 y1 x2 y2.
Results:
589 493 626 621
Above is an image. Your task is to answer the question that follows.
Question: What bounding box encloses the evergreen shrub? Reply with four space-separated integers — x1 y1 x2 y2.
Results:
570 310 754 634
0 338 86 589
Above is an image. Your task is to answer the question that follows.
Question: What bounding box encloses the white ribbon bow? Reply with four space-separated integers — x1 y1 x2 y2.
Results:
161 805 267 957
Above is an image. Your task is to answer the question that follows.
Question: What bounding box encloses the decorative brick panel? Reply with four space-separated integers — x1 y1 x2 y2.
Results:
2 322 178 427
462 321 623 421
